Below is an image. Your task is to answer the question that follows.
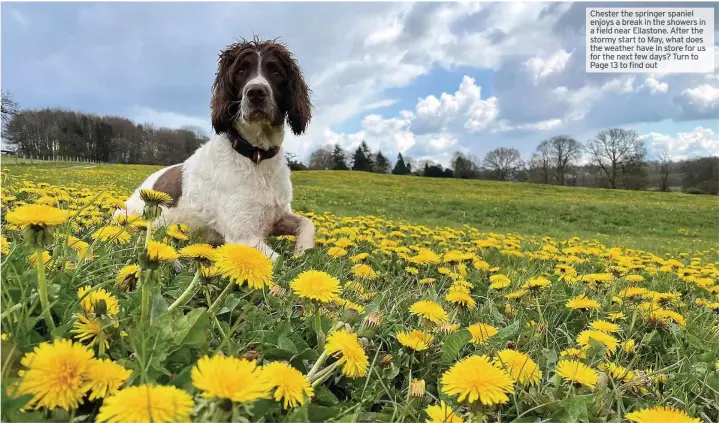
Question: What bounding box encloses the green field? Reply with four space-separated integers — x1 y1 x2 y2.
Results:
4 162 717 252
1 161 718 423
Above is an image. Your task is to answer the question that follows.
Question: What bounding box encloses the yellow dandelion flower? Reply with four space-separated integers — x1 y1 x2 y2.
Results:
608 312 626 321
350 253 369 262
504 289 527 300
1 235 9 255
71 315 108 349
290 270 341 303
215 243 273 289
419 277 436 285
352 264 378 280
555 360 598 388
84 359 132 400
145 240 179 262
116 264 140 292
396 330 434 351
435 322 460 335
13 339 94 410
625 406 700 423
262 362 314 409
97 384 194 423
405 266 419 275
625 275 645 283
166 225 189 241
5 204 70 228
446 289 476 309
28 250 51 266
493 349 542 386
425 400 463 423
91 226 132 245
328 246 347 258
408 249 441 265
599 362 635 382
409 300 449 324
576 330 619 355
468 323 498 345
325 329 369 378
622 339 637 354
179 243 217 262
522 277 551 291
590 320 622 333
77 285 120 317
440 355 515 406
566 294 601 311
191 355 271 402
489 274 511 290
139 188 172 205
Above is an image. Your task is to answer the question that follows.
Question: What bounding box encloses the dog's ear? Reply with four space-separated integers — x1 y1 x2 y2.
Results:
276 45 312 135
210 47 239 135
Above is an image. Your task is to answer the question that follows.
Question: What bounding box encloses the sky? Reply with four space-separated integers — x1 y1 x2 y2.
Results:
2 1 718 167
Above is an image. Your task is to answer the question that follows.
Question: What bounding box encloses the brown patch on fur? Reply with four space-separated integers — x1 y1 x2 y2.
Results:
270 213 302 237
152 165 183 207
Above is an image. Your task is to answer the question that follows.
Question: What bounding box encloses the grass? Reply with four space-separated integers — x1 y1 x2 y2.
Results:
4 162 717 252
1 162 718 423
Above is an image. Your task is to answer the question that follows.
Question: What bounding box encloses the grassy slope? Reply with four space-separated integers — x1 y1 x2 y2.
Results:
4 162 717 252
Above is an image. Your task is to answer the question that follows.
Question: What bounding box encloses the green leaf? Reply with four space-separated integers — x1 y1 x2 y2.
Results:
494 320 520 341
685 333 708 351
277 334 297 353
314 385 339 405
307 404 339 421
173 308 209 349
440 328 471 365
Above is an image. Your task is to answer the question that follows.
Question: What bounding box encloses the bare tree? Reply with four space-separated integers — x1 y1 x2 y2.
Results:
586 128 646 189
530 140 552 184
656 148 673 192
548 135 583 185
483 147 522 181
308 145 334 170
1 90 20 143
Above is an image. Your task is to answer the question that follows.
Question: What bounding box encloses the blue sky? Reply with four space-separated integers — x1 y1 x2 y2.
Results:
2 1 718 166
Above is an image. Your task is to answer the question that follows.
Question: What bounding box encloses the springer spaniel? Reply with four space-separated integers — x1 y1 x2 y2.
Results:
118 37 314 260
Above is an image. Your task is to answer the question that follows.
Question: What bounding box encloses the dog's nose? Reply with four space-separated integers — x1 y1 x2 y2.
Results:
246 85 268 103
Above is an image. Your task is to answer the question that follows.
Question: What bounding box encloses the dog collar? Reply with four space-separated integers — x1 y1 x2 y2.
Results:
228 131 281 164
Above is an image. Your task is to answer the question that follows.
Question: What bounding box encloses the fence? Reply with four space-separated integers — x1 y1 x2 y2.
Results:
2 154 106 164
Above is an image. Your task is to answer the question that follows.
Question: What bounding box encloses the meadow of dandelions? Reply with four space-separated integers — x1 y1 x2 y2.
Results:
1 172 718 423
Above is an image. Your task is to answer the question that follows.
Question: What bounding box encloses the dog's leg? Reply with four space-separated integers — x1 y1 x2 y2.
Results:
271 213 315 256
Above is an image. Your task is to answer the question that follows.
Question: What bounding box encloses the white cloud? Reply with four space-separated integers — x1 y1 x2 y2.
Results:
682 84 719 108
640 76 668 94
525 49 573 84
641 126 719 160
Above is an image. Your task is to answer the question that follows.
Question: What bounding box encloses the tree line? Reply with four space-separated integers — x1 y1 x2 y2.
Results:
2 90 716 194
308 130 717 195
1 90 208 165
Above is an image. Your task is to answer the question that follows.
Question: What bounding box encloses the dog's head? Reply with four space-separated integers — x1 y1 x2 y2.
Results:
210 36 312 142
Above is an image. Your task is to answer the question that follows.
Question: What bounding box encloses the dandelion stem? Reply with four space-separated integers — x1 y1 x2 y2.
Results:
139 270 152 327
535 296 545 326
314 307 325 349
35 247 56 332
310 360 340 386
168 268 202 312
307 350 329 379
208 279 235 315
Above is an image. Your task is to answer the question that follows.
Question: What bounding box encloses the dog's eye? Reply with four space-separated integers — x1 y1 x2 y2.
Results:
238 69 246 76
272 71 281 77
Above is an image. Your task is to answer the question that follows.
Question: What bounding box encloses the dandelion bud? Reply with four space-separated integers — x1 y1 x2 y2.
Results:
243 351 260 361
380 354 393 368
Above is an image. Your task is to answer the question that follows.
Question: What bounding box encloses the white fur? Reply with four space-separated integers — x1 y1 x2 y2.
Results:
118 128 314 260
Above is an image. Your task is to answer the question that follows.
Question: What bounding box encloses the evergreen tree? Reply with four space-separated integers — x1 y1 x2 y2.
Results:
392 153 409 175
352 146 369 171
374 151 390 173
331 144 349 170
360 141 374 171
